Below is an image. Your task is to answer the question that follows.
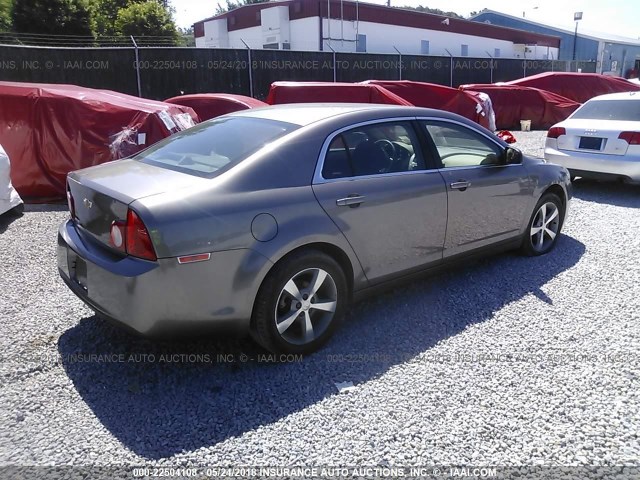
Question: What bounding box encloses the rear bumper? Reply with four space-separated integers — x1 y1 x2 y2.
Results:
544 147 640 182
57 220 271 337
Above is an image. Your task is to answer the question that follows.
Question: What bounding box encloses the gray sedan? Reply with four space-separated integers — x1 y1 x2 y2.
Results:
58 104 571 353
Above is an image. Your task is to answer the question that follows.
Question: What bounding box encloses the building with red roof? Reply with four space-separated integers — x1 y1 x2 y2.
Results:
194 0 560 59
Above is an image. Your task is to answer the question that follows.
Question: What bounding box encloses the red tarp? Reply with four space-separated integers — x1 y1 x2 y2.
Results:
0 81 199 200
505 72 640 103
164 93 268 121
266 81 413 106
459 84 581 130
362 80 494 129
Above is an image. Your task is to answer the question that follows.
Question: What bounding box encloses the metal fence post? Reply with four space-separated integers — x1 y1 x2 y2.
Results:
241 39 254 98
445 49 453 87
485 51 494 84
333 50 336 82
394 46 402 80
130 35 142 97
327 44 336 82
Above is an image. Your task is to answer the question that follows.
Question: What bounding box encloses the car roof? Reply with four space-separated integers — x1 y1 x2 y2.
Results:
227 103 458 127
586 91 640 102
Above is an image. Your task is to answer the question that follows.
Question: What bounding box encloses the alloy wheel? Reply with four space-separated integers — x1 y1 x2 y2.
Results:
274 268 338 346
530 202 560 253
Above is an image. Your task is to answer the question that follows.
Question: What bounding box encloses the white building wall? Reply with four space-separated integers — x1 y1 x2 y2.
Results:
228 26 263 49
199 18 229 48
198 15 557 59
513 44 559 60
322 18 358 52
352 21 515 57
290 17 321 51
261 6 291 48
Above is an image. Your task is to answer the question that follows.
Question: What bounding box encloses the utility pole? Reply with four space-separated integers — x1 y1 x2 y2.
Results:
572 12 583 62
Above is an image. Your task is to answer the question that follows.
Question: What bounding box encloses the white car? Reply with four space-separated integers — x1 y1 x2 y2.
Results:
0 145 23 215
544 92 640 182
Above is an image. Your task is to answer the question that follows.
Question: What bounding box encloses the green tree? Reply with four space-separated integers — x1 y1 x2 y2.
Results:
114 0 177 38
215 0 269 15
13 0 94 35
177 26 195 46
469 9 487 17
0 0 12 31
400 5 464 20
90 0 134 35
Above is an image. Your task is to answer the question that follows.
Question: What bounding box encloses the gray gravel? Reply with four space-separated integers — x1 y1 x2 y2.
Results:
1 131 640 474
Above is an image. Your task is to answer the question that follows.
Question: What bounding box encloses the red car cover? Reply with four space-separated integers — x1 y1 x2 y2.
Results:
0 81 199 200
266 81 413 106
165 93 268 121
459 84 581 130
362 80 493 129
505 72 640 103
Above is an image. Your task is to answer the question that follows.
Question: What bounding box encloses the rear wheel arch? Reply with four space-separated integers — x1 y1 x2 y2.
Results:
249 243 353 353
300 243 354 298
252 242 355 314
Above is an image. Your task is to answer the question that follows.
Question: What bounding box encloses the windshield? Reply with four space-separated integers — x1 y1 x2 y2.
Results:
137 116 299 177
571 99 640 121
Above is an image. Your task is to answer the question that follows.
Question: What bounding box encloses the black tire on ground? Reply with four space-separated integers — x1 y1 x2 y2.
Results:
251 249 348 354
520 193 565 257
7 203 24 216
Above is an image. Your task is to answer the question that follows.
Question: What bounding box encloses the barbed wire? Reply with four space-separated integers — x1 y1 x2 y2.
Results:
0 32 193 47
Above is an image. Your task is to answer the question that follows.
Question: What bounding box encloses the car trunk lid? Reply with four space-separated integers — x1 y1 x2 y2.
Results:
67 159 208 250
556 119 638 156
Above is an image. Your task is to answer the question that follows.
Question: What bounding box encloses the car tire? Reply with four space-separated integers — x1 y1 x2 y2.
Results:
4 203 24 217
251 249 348 354
520 193 565 257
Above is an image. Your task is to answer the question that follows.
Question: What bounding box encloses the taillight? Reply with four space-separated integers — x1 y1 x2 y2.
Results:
125 209 157 261
66 186 76 219
547 126 566 139
619 131 640 145
108 210 156 260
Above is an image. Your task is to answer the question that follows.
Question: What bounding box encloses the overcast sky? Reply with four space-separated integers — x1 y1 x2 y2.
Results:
172 0 640 40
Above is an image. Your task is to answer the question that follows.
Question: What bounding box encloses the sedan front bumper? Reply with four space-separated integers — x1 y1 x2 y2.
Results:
57 220 270 336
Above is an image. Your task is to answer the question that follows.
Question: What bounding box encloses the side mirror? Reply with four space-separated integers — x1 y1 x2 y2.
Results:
504 147 523 165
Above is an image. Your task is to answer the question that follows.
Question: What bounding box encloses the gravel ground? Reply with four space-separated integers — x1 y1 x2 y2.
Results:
1 131 640 475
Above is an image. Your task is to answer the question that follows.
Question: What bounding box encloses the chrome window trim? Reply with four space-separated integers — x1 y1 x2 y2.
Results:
313 116 427 185
435 163 521 172
315 168 443 185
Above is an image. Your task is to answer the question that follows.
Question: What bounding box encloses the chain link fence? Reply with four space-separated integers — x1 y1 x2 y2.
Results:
0 43 597 100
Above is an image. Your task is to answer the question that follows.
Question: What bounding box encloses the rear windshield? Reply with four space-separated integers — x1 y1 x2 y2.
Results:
571 99 640 121
137 116 299 177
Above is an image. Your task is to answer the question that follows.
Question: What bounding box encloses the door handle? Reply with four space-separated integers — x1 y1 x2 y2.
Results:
336 195 366 207
450 181 471 191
